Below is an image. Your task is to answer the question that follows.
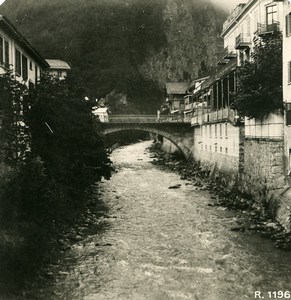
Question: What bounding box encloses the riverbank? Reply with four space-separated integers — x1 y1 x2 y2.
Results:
149 142 291 250
19 140 291 300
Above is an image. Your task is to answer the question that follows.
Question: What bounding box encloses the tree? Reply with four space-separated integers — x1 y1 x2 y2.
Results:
232 32 283 119
27 74 111 191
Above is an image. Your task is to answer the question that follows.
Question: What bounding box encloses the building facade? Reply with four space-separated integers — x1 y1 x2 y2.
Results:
45 59 71 80
182 0 290 227
0 15 49 88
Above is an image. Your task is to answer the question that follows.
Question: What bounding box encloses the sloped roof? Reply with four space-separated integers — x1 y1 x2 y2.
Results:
165 82 188 95
45 59 71 70
94 107 109 113
0 15 49 68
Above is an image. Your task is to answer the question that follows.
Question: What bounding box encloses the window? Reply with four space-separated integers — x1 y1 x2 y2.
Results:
288 61 291 84
0 37 3 64
4 40 9 67
210 145 212 152
225 123 228 138
219 124 222 137
15 49 21 76
35 65 38 83
22 54 28 81
209 125 212 137
266 5 278 25
0 37 9 67
28 81 34 90
287 13 291 37
215 146 217 152
29 61 33 70
220 147 222 153
215 124 217 137
225 148 228 154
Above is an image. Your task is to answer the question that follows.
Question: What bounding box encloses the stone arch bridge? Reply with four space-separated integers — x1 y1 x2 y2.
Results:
98 115 193 159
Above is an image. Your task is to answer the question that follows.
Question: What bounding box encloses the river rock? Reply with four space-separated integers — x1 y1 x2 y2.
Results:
168 184 181 189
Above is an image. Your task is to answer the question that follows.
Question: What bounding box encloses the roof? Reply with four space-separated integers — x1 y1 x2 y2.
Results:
46 59 71 70
221 1 255 37
94 107 109 113
0 15 49 69
165 82 188 95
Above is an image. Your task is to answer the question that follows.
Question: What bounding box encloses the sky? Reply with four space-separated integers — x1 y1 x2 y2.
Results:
0 0 247 9
0 0 248 8
210 0 248 11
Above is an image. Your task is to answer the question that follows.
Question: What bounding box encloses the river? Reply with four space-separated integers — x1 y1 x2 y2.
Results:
26 140 291 300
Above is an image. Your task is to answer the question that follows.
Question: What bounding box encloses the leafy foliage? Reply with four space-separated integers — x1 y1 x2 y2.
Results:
232 32 283 119
0 72 30 165
0 72 111 227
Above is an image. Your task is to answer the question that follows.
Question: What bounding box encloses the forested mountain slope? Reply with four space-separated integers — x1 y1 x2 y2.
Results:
0 0 226 112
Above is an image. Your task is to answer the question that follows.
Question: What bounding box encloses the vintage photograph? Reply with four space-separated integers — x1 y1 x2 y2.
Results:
0 0 291 299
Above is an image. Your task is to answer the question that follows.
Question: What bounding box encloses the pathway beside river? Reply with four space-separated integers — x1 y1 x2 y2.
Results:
29 140 291 300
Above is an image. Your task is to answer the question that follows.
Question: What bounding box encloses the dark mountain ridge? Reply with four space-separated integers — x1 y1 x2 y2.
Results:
0 0 226 113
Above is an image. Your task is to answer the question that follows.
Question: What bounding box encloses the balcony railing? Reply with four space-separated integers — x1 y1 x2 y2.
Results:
222 4 246 33
223 46 237 59
191 108 238 126
235 33 251 49
256 22 280 36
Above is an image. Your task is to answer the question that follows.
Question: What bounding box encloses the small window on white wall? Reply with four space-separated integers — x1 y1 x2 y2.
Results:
288 61 291 84
286 13 291 37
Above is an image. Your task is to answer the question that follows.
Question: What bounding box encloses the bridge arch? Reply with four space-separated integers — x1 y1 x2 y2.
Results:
101 125 192 159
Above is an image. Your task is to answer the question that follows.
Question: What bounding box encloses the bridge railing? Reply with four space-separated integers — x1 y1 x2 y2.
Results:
108 115 190 123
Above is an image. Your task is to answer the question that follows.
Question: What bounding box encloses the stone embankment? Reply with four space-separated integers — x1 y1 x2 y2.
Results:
149 142 291 250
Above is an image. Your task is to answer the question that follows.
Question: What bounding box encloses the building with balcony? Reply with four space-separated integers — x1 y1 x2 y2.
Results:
283 0 291 173
0 15 49 88
188 0 285 184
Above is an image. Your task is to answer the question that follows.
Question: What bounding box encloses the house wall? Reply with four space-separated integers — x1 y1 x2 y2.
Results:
191 121 240 188
283 1 291 174
245 113 284 139
0 28 42 86
223 0 284 64
49 69 68 80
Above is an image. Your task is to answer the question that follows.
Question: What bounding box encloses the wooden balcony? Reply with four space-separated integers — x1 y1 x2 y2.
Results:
256 22 280 36
223 46 237 59
191 108 239 127
235 33 251 49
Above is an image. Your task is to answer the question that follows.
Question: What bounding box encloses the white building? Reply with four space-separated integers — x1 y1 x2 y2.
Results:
283 0 291 171
189 0 285 175
92 107 109 122
0 15 49 88
45 59 71 80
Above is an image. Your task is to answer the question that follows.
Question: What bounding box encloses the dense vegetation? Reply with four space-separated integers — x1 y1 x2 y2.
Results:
0 72 111 293
0 0 226 113
232 32 283 119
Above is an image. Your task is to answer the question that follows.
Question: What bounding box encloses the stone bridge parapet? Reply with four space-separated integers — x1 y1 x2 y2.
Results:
97 115 193 159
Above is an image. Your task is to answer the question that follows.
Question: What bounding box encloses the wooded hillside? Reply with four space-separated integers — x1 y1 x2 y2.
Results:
0 0 226 112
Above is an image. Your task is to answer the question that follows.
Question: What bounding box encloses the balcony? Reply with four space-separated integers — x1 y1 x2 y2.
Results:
222 4 246 34
223 46 237 59
256 22 280 36
235 33 251 49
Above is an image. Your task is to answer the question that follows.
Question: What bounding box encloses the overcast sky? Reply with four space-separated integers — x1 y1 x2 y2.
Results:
0 0 247 10
210 0 248 11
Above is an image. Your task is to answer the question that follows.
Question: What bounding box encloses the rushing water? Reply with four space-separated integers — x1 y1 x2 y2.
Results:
27 140 291 300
